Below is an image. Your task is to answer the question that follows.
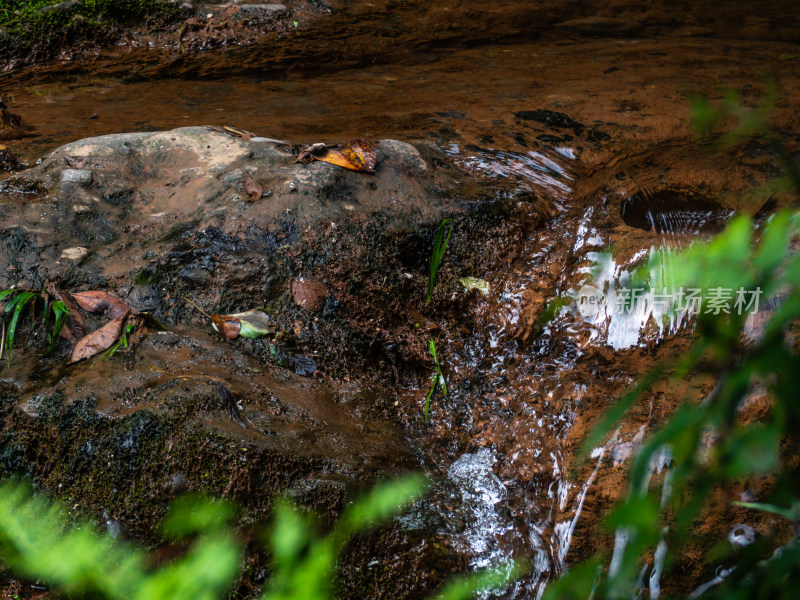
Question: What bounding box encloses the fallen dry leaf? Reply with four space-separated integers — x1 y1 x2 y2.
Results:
290 279 329 311
340 139 377 173
69 317 125 363
295 142 327 164
315 148 356 171
212 314 241 340
71 290 132 319
296 139 377 173
243 175 263 202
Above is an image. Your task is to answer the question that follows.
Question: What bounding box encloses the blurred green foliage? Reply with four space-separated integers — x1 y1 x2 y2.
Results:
0 475 518 599
547 92 800 598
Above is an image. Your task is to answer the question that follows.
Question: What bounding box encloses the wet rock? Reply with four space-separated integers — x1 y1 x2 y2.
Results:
220 168 244 185
0 327 416 535
514 109 586 136
169 472 188 492
0 125 472 595
620 189 733 235
377 139 428 172
0 125 448 513
61 168 93 185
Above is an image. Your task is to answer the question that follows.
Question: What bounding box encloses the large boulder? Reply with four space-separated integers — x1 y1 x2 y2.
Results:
0 127 459 585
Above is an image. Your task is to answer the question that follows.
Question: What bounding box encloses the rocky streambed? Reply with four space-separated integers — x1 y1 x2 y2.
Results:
1 1 800 598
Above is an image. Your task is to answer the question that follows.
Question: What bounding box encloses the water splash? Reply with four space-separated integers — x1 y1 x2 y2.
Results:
447 448 510 569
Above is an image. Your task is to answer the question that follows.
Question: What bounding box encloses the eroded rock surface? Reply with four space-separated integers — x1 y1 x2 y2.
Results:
0 126 465 595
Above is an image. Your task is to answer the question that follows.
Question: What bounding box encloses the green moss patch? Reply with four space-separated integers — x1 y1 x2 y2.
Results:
0 1 188 62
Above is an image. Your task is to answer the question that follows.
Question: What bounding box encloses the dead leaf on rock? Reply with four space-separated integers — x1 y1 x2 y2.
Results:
316 148 356 171
296 139 377 173
340 139 377 173
211 314 242 341
295 142 328 164
69 317 125 363
71 291 132 319
243 175 263 201
290 279 329 311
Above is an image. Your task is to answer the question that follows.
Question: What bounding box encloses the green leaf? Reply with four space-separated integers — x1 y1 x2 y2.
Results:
543 556 604 600
433 561 523 600
336 474 427 537
425 372 437 422
606 495 661 532
723 426 780 477
133 532 239 600
102 322 136 360
755 210 794 273
424 339 447 421
690 95 723 137
429 338 438 364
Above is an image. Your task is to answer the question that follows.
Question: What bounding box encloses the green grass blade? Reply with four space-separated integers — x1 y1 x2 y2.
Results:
424 373 437 422
4 291 26 314
42 301 69 356
5 292 37 360
102 323 135 360
427 219 453 303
